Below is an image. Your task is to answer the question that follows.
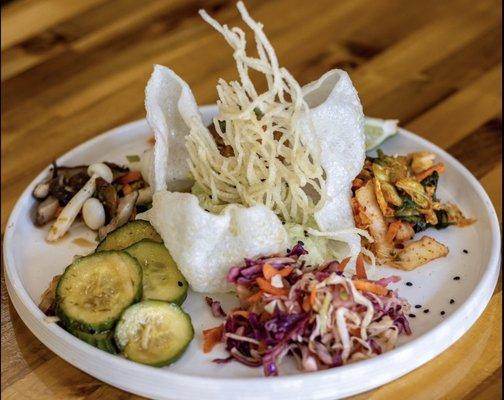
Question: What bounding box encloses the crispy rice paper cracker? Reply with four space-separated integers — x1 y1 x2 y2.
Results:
141 64 197 192
300 69 366 262
139 65 288 293
138 192 288 293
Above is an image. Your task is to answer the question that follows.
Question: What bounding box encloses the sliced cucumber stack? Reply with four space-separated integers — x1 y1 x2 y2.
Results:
124 240 188 305
68 328 118 354
96 220 162 252
56 251 142 333
115 301 194 367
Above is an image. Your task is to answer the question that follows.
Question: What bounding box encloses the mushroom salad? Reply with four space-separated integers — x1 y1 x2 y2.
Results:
32 161 152 241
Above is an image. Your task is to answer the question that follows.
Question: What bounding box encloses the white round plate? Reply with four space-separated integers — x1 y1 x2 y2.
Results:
4 105 501 400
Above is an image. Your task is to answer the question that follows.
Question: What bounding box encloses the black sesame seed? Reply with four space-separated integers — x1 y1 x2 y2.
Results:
177 281 183 287
463 249 469 254
303 230 308 237
408 314 416 318
286 249 291 253
423 309 430 313
282 221 285 225
440 311 445 316
297 240 304 246
450 299 455 304
453 276 461 281
415 304 422 309
406 282 413 286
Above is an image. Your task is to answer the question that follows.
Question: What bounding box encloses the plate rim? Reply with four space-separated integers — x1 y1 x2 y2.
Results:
3 108 501 400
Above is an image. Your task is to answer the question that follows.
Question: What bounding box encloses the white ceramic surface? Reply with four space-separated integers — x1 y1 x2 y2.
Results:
4 105 501 400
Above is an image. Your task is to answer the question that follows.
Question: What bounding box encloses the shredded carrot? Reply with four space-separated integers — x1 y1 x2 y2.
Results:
352 280 389 296
262 263 293 280
337 257 350 272
302 295 311 312
203 324 224 353
122 183 133 195
231 310 250 319
262 263 277 280
278 266 293 277
349 327 360 336
415 162 445 182
119 170 142 184
355 253 367 279
385 220 403 243
309 287 318 306
148 136 156 145
246 291 263 303
256 277 288 296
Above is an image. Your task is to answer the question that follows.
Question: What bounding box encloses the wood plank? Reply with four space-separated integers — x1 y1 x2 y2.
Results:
1 0 501 398
447 118 502 179
0 0 106 50
406 65 502 149
1 0 178 81
352 0 501 106
465 368 503 400
480 163 503 222
2 356 103 400
364 25 502 121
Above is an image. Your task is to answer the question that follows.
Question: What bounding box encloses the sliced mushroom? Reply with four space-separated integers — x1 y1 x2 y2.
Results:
98 191 139 240
53 165 88 180
104 162 129 181
48 177 75 206
35 196 59 226
47 175 98 242
95 177 118 222
33 163 88 202
33 181 51 200
67 172 90 192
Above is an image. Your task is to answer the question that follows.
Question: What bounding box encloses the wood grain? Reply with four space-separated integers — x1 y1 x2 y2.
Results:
1 0 501 399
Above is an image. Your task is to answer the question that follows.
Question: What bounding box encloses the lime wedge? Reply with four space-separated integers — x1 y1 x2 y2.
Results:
364 117 399 151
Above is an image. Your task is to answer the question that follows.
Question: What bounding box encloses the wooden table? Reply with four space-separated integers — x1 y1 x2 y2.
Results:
1 0 501 399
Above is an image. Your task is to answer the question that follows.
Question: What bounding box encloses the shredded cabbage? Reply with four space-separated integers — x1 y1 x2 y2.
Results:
207 243 411 375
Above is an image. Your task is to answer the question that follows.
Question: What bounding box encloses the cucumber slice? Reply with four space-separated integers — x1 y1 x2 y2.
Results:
68 328 118 354
96 220 162 252
115 301 193 367
124 240 188 305
56 251 142 333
